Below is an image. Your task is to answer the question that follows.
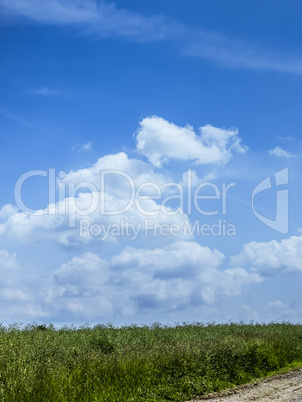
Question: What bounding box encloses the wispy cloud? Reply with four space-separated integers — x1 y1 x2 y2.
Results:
72 141 92 152
0 0 99 25
0 108 36 128
183 30 302 76
26 87 60 96
277 136 293 141
1 0 302 75
269 146 293 158
0 0 179 41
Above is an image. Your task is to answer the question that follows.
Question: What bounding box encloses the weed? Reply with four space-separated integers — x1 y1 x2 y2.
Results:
0 322 301 401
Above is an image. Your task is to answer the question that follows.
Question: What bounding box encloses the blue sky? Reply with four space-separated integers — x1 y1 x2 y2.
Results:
1 0 302 326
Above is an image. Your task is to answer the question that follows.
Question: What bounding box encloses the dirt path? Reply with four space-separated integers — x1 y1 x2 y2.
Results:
189 368 302 401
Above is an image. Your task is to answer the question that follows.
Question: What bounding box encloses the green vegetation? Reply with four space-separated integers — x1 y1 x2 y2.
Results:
0 322 302 401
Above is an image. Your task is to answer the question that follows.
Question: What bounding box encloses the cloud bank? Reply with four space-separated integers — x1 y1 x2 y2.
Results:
0 242 261 323
0 114 300 324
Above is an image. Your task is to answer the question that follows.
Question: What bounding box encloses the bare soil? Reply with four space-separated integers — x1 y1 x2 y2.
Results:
189 368 302 401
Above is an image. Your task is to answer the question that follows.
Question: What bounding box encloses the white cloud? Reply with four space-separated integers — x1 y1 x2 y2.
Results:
61 151 168 187
0 116 247 249
111 241 224 274
111 242 260 306
27 87 59 96
72 141 92 152
0 249 18 269
184 31 302 76
0 251 41 316
277 136 293 142
266 300 286 309
43 241 260 321
231 235 302 275
83 141 92 151
1 110 300 324
0 241 261 323
0 288 29 302
0 151 192 247
54 253 109 294
0 204 18 220
0 195 191 248
269 146 293 158
0 203 75 245
135 116 247 168
263 300 294 322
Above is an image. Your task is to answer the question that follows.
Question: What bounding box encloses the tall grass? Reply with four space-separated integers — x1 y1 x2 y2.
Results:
1 322 302 401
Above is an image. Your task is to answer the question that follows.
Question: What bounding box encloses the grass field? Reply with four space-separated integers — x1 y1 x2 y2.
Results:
1 322 302 401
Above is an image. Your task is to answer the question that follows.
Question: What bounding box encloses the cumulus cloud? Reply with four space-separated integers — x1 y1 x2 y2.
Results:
61 151 170 189
0 250 44 319
0 116 246 249
0 249 19 269
54 253 109 295
0 151 191 247
111 241 224 276
0 195 190 248
135 116 247 168
0 202 76 246
269 146 293 158
0 204 18 221
112 242 260 305
0 111 295 324
43 241 260 321
0 242 262 323
231 235 302 275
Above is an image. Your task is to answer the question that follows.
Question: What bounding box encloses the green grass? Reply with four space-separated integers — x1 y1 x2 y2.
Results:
0 322 302 401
